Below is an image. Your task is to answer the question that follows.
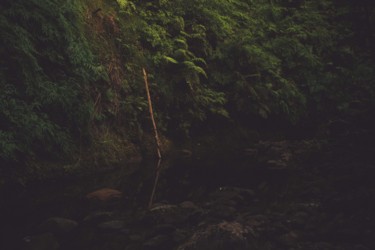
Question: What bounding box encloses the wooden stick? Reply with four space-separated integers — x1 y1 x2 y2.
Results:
148 158 162 208
143 68 162 159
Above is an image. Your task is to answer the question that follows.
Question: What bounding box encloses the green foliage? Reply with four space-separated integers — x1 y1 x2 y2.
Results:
0 0 104 163
116 0 129 9
114 0 375 136
114 2 229 136
2 0 374 167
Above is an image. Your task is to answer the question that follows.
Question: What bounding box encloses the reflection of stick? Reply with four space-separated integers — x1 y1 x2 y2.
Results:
148 158 162 208
143 68 162 159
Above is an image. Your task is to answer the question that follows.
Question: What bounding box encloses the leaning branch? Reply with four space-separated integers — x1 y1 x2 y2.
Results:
143 68 162 159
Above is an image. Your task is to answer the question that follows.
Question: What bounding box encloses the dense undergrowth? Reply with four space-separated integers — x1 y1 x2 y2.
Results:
0 0 374 176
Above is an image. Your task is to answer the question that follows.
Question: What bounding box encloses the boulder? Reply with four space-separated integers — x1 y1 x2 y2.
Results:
83 211 114 225
147 203 189 224
179 201 204 221
145 202 204 225
38 217 78 235
178 221 256 250
97 220 125 232
86 188 122 202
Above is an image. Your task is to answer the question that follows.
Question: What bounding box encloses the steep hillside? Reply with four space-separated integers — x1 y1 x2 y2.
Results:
1 0 374 181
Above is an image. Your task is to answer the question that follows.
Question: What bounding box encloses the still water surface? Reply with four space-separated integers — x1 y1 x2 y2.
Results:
0 153 288 248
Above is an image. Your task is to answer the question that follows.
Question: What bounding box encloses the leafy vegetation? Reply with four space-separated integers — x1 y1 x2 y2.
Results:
0 0 103 165
1 0 374 170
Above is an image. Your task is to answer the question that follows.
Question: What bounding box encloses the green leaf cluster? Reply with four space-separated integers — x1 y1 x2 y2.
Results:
0 0 103 163
2 0 375 166
113 0 375 135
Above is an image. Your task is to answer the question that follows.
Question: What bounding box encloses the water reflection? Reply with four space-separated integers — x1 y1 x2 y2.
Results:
148 158 162 208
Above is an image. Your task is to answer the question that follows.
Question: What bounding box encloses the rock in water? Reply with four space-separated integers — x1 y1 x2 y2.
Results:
83 211 114 225
38 217 78 235
178 221 256 250
97 220 125 232
86 188 122 202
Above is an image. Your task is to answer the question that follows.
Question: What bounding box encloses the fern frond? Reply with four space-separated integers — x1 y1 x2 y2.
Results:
163 56 178 64
174 38 188 49
182 61 208 78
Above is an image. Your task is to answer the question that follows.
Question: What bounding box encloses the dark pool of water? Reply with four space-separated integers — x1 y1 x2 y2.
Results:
0 153 287 249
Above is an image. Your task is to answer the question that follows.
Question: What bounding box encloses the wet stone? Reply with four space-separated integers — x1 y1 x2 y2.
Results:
97 220 125 231
85 189 124 211
149 203 177 212
83 211 114 225
177 221 256 250
245 214 268 228
38 217 78 235
211 188 246 206
85 188 122 203
147 203 192 224
179 201 204 221
180 201 197 209
10 138 374 250
211 205 237 220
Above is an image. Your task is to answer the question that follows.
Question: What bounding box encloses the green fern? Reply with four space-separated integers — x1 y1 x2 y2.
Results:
182 61 208 79
163 56 178 64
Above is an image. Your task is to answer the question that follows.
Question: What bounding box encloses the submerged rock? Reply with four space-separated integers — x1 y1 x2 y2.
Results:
38 217 78 235
147 203 192 224
177 221 256 250
85 188 122 202
97 220 125 232
83 211 114 225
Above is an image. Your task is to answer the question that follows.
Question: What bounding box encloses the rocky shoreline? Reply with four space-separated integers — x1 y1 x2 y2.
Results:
7 138 375 250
